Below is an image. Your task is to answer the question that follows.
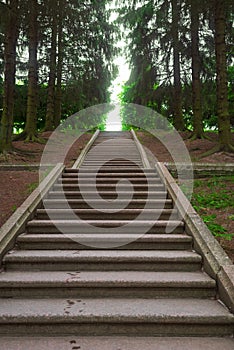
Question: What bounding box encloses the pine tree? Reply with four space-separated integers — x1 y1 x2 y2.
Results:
23 0 39 141
189 0 205 139
214 0 233 152
0 0 19 153
171 0 185 131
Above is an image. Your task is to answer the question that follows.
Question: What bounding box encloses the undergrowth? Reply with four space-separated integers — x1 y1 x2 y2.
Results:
190 176 234 240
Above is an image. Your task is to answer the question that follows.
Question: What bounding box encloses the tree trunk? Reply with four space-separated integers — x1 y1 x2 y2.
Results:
171 0 185 131
44 0 58 131
24 0 39 141
54 0 63 128
0 0 19 153
199 0 234 158
190 0 204 139
215 0 233 151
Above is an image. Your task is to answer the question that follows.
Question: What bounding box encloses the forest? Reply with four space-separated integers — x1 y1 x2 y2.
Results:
0 0 233 154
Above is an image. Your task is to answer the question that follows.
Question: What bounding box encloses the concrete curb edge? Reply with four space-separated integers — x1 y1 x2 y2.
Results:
72 130 100 169
155 162 234 312
131 130 151 168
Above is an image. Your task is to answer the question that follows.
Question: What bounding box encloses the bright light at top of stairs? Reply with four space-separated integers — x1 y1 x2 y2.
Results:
105 106 122 131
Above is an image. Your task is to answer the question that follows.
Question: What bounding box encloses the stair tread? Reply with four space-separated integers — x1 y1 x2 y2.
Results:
0 336 233 350
0 271 215 287
18 233 191 242
43 199 171 203
0 298 232 323
27 220 184 226
4 250 201 261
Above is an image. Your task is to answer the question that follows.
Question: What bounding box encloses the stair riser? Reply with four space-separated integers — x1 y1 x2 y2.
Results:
48 192 168 199
5 262 201 272
35 213 178 221
17 242 192 250
0 287 216 299
62 173 158 178
83 162 142 165
62 167 157 177
83 158 142 161
59 179 162 184
53 185 165 192
0 323 232 337
43 201 173 210
26 226 184 234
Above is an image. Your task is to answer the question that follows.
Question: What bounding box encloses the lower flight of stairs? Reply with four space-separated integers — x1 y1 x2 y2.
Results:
0 132 233 343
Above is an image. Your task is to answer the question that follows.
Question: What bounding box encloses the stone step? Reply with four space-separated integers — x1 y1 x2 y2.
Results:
48 190 168 199
3 250 201 271
43 198 173 209
0 298 232 336
82 159 141 162
58 177 162 184
64 168 155 173
0 271 216 298
36 209 178 221
52 183 165 192
83 160 142 164
82 156 141 159
26 220 184 234
17 233 192 250
84 155 141 159
62 172 158 178
81 163 143 167
0 336 233 350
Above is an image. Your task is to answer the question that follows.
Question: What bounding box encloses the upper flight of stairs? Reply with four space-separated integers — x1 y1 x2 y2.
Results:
0 131 233 347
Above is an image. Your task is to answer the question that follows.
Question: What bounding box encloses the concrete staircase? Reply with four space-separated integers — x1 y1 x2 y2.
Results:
0 131 233 347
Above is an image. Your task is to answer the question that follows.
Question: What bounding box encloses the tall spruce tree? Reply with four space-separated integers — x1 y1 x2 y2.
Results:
214 0 233 152
23 0 39 141
189 0 204 139
0 0 19 153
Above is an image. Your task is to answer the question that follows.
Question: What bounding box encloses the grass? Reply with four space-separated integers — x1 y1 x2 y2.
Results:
25 182 38 195
190 176 234 240
11 204 17 212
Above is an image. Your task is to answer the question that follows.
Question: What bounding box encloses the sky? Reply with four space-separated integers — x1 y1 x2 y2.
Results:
109 56 131 103
108 4 131 103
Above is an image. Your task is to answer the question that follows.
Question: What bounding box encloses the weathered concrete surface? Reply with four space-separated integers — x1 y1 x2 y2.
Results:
0 298 233 337
0 270 215 287
0 337 234 350
218 265 234 313
131 129 151 168
165 162 234 178
0 164 53 171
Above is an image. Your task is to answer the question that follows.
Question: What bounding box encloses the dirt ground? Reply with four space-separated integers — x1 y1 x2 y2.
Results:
0 130 233 262
137 131 234 163
0 132 92 227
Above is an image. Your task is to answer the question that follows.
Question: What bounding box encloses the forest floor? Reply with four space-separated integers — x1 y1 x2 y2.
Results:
0 130 233 261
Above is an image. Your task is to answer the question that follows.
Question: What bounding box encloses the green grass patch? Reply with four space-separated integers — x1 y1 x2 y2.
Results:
185 176 234 240
11 204 17 212
192 176 234 210
26 182 38 195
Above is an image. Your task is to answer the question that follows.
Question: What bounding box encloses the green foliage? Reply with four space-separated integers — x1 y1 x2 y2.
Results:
190 176 234 240
117 0 234 132
202 214 232 240
192 176 234 209
26 182 38 194
0 0 118 135
11 204 17 212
